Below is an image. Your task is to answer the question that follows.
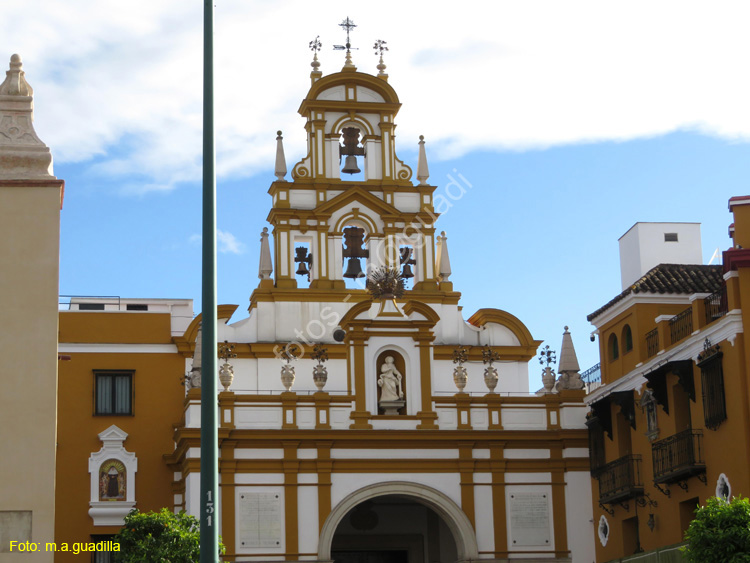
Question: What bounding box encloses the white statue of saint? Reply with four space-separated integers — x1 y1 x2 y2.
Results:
378 356 404 401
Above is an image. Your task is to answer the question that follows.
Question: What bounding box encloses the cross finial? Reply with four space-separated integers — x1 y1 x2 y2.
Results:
334 17 358 69
338 17 357 52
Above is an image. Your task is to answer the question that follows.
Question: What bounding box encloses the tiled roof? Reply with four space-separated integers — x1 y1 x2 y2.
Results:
587 264 723 322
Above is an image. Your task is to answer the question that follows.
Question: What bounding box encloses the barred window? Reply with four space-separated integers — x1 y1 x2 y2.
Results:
699 348 725 430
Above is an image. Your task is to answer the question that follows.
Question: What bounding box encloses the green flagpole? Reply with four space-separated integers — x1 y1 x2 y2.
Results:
200 0 219 561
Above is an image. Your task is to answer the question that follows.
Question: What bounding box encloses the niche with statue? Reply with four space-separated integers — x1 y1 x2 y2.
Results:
376 350 407 415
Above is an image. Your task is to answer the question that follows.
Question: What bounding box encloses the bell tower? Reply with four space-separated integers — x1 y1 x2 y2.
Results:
263 30 442 294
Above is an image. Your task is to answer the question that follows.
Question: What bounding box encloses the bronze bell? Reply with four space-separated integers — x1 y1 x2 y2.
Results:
401 264 414 279
343 257 365 279
296 261 310 277
342 155 361 175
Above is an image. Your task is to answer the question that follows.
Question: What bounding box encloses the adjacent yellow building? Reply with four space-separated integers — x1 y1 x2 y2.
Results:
586 201 750 561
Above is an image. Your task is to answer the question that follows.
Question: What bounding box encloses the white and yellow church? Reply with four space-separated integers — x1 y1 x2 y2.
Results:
2 35 595 563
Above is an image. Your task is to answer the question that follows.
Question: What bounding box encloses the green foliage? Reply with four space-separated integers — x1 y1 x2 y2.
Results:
683 497 750 562
114 508 224 563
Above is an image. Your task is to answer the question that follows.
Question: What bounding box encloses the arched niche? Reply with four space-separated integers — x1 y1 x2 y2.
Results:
318 482 478 562
375 350 407 415
88 425 137 526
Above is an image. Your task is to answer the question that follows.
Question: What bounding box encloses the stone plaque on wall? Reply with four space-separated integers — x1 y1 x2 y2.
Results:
508 492 551 547
0 511 32 553
238 492 282 549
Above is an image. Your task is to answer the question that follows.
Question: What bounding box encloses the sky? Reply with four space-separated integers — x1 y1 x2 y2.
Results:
5 0 750 388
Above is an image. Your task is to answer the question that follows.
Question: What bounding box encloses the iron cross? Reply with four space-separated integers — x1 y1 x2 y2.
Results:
334 17 357 53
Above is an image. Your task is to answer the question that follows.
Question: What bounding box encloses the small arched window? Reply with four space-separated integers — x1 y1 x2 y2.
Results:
608 333 619 361
622 325 633 354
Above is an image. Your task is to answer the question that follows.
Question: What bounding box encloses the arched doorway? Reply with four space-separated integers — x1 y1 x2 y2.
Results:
319 482 478 563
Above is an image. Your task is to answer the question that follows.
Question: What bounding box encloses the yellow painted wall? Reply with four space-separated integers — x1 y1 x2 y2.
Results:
0 181 62 562
54 312 185 562
592 337 750 562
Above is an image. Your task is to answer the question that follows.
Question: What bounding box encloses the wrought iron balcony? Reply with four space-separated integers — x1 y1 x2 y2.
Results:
704 286 728 325
669 307 693 345
598 454 644 505
652 429 706 484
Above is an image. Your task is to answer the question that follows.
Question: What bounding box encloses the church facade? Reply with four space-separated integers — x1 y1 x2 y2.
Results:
164 50 595 562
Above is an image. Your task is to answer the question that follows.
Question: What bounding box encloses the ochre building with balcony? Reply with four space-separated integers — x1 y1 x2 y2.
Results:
585 199 750 561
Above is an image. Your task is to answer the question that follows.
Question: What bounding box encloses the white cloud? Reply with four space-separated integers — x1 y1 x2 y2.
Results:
189 231 244 254
4 0 750 191
217 230 244 255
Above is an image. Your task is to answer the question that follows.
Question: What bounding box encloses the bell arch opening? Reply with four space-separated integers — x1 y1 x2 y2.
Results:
319 482 478 563
339 126 366 181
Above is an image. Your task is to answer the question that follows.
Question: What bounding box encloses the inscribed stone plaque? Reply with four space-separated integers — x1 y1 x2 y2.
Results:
0 511 32 553
508 492 551 547
238 492 282 548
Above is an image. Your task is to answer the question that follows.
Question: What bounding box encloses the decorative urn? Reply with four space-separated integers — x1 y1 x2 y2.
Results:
483 365 499 393
542 366 556 393
281 363 295 392
453 365 468 392
219 363 234 392
313 364 328 391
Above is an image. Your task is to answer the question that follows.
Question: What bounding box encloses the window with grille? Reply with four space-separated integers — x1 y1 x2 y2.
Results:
95 371 133 415
698 347 725 430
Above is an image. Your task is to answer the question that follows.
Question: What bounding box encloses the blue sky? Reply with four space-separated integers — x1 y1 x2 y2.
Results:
6 1 750 386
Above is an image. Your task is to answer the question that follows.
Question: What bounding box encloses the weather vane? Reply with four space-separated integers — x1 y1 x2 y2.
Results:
373 39 388 56
309 36 322 53
334 17 358 54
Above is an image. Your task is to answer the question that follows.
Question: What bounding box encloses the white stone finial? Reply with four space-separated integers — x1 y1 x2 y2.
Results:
275 131 287 181
259 227 273 280
417 135 430 185
435 231 452 282
309 36 322 83
0 54 54 179
377 55 387 77
0 54 32 97
373 39 389 80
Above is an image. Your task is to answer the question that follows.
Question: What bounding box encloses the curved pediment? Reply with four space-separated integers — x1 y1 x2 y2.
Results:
299 70 401 115
467 308 540 349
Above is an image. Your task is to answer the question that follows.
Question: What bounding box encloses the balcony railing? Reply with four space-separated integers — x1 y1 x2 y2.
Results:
704 286 728 325
598 454 644 505
652 429 705 484
669 307 693 345
646 328 659 358
581 363 601 393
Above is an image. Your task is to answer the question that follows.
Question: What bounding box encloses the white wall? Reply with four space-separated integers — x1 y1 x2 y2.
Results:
619 222 702 290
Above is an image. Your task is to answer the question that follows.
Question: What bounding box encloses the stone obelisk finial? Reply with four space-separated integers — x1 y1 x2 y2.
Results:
275 131 287 181
0 54 55 179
